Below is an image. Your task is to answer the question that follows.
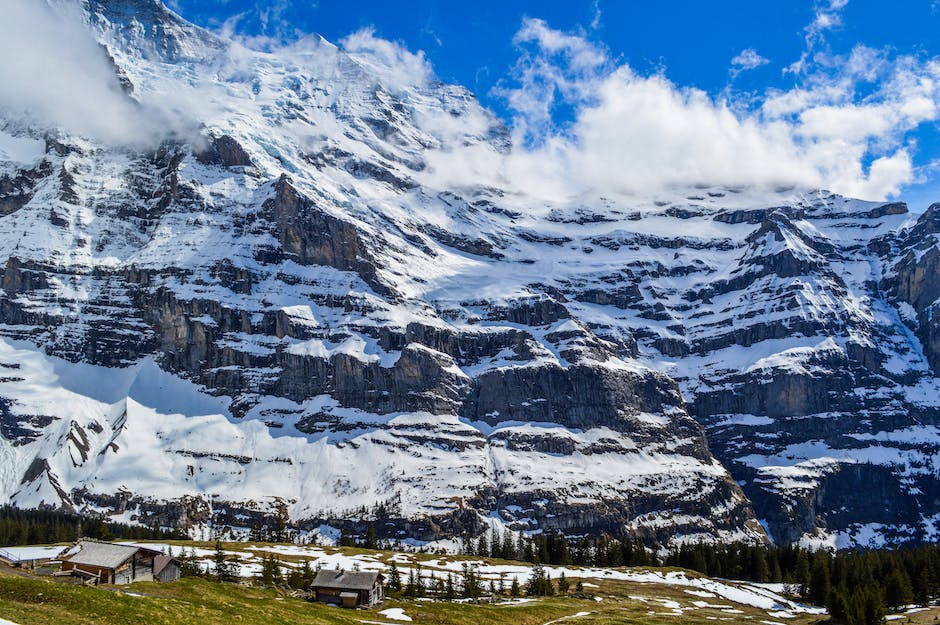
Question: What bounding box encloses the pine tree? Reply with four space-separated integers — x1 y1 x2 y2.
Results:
557 571 570 594
809 556 831 606
914 565 931 607
794 551 811 599
181 547 202 577
365 523 378 550
510 576 521 597
750 547 769 583
259 554 273 586
388 561 402 592
301 559 315 589
404 569 417 597
461 563 482 599
526 563 554 596
272 507 290 543
213 541 238 583
884 568 914 611
258 554 282 586
827 588 851 625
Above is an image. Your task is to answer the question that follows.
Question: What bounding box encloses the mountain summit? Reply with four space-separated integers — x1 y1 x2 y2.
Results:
0 0 937 549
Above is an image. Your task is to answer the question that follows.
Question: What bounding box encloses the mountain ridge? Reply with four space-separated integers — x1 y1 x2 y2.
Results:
0 0 937 550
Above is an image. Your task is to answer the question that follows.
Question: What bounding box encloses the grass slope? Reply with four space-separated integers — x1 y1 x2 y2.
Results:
0 566 814 625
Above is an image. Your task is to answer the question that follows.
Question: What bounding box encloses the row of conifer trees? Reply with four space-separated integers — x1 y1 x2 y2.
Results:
454 529 940 624
0 505 187 547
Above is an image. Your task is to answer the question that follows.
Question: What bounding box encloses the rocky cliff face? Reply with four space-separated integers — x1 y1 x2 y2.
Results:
0 0 937 549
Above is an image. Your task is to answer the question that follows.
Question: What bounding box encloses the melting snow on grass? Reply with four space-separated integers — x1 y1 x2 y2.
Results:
377 608 412 621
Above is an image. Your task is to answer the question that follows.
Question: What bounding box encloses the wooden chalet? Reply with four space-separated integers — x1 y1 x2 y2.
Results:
311 569 384 607
60 540 180 584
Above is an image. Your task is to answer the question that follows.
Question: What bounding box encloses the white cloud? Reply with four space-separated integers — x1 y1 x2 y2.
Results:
0 0 141 145
590 0 602 31
341 28 435 95
788 0 851 75
492 18 609 146
0 0 200 147
7 0 936 203
471 20 940 201
731 49 769 77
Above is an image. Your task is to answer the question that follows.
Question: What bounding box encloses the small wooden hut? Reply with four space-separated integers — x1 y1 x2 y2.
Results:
310 569 384 607
60 540 180 584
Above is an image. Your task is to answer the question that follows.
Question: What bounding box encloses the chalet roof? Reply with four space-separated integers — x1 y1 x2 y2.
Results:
153 554 179 576
311 569 381 591
65 541 158 570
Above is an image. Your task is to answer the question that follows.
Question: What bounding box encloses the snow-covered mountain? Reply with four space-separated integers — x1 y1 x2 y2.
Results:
0 0 938 549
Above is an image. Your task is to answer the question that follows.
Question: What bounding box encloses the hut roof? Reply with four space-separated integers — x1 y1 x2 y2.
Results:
65 541 158 570
153 554 179 576
311 569 381 591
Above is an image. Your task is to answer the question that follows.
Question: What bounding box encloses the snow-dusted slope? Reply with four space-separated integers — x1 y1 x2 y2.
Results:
0 0 937 548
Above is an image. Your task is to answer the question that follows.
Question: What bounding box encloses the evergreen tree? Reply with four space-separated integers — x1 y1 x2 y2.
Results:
827 588 851 625
526 563 554 596
914 565 931 607
301 559 315 589
388 561 402 592
212 541 238 583
750 547 769 583
477 533 488 559
272 507 290 543
259 554 282 586
862 587 886 625
510 576 521 597
809 556 832 606
180 547 202 577
461 563 482 599
884 568 914 611
415 569 426 597
557 571 570 594
364 523 378 550
794 551 811 599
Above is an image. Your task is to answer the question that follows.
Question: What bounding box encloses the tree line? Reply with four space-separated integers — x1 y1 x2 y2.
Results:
0 505 188 547
454 529 940 625
663 541 940 624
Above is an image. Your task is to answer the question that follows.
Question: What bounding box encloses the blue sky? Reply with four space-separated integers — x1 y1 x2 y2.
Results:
165 0 940 207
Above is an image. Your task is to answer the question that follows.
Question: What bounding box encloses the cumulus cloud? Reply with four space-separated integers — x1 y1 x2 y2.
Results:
492 18 609 146
5 0 936 202
731 49 769 77
471 19 939 201
0 0 138 143
0 0 201 147
225 6 938 203
789 0 850 75
341 28 435 95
